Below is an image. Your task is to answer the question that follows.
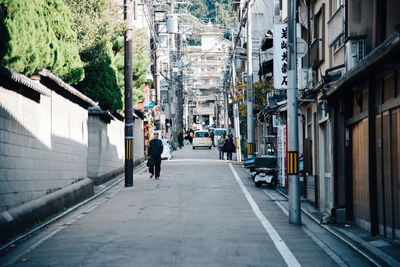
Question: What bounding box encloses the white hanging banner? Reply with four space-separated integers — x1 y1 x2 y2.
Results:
273 24 288 90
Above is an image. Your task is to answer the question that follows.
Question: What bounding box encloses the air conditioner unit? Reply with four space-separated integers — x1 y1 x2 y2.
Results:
345 39 366 71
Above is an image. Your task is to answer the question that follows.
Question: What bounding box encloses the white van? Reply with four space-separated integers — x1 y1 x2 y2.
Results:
192 130 212 149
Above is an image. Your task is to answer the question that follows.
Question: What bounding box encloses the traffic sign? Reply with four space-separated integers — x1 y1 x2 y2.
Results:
144 102 155 109
171 113 175 119
296 37 307 58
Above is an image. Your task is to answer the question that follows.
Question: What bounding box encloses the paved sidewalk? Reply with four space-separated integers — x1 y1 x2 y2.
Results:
275 187 400 266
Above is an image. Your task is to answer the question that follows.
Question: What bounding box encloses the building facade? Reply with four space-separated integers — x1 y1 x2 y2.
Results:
184 27 232 129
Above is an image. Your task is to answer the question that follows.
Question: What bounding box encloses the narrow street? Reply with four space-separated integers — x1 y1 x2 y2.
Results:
1 147 370 266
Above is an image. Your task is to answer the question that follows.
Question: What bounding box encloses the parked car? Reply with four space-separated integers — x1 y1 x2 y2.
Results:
161 139 172 160
192 130 212 149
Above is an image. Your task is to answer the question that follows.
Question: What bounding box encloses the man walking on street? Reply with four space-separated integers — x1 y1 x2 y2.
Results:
225 134 235 160
148 132 163 179
178 129 184 149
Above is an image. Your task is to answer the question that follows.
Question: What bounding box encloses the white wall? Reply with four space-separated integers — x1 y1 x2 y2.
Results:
0 80 145 212
0 86 88 212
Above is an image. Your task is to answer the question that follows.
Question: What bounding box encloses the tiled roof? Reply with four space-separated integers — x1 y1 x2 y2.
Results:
0 65 51 96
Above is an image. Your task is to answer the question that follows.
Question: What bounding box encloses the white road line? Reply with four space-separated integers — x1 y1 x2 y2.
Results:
263 189 348 267
168 159 225 163
229 163 301 267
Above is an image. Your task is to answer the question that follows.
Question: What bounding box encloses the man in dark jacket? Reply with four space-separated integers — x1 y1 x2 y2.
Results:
225 134 235 160
178 129 184 149
148 132 163 179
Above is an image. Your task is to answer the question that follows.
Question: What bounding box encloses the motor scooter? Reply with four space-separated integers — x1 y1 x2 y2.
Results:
252 155 278 188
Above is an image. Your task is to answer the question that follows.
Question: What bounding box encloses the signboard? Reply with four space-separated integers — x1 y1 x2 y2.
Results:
242 72 247 84
296 37 307 58
144 102 155 109
273 24 288 90
152 106 161 120
171 113 175 119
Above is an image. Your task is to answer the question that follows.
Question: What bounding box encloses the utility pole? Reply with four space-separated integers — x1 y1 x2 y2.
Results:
287 0 301 224
177 32 184 133
232 29 242 162
246 1 254 157
124 0 134 187
224 89 228 129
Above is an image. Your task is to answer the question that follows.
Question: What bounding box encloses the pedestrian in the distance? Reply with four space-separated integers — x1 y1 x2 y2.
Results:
225 134 235 160
218 134 226 160
178 129 184 149
210 131 215 147
189 130 194 144
148 132 163 179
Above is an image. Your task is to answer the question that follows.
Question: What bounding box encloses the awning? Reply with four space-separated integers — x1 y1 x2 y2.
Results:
327 32 400 97
261 37 273 51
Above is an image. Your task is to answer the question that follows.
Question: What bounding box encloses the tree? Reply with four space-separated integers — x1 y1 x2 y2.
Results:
0 0 84 84
65 0 151 112
112 30 151 105
64 0 124 51
188 0 234 27
78 40 122 112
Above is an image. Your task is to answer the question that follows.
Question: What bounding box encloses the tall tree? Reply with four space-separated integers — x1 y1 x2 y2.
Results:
0 0 84 84
65 0 151 112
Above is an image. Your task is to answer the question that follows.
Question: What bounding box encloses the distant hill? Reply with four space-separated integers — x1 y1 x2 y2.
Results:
183 0 234 29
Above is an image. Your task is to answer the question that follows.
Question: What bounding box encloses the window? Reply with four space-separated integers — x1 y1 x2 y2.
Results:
332 34 345 53
307 107 312 139
195 131 209 138
313 4 325 62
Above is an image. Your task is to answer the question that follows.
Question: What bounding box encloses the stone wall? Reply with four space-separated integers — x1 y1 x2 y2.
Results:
87 113 144 180
0 68 145 213
87 115 124 178
0 87 89 212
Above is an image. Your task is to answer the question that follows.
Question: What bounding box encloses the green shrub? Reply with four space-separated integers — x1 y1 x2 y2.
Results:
0 0 84 84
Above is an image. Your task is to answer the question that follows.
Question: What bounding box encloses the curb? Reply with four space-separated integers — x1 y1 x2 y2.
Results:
89 158 144 186
0 162 147 253
0 178 93 243
89 166 124 186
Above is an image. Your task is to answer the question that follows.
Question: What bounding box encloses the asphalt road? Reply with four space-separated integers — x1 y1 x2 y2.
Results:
0 145 371 266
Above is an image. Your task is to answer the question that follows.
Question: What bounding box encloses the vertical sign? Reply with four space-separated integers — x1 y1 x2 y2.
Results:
273 24 288 90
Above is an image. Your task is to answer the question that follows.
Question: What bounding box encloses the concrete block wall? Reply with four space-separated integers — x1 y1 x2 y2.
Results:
88 116 144 178
133 118 145 164
0 86 89 212
87 116 124 178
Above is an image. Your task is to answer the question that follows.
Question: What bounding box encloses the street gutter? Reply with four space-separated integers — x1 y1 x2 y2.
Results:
273 187 389 267
0 163 147 254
